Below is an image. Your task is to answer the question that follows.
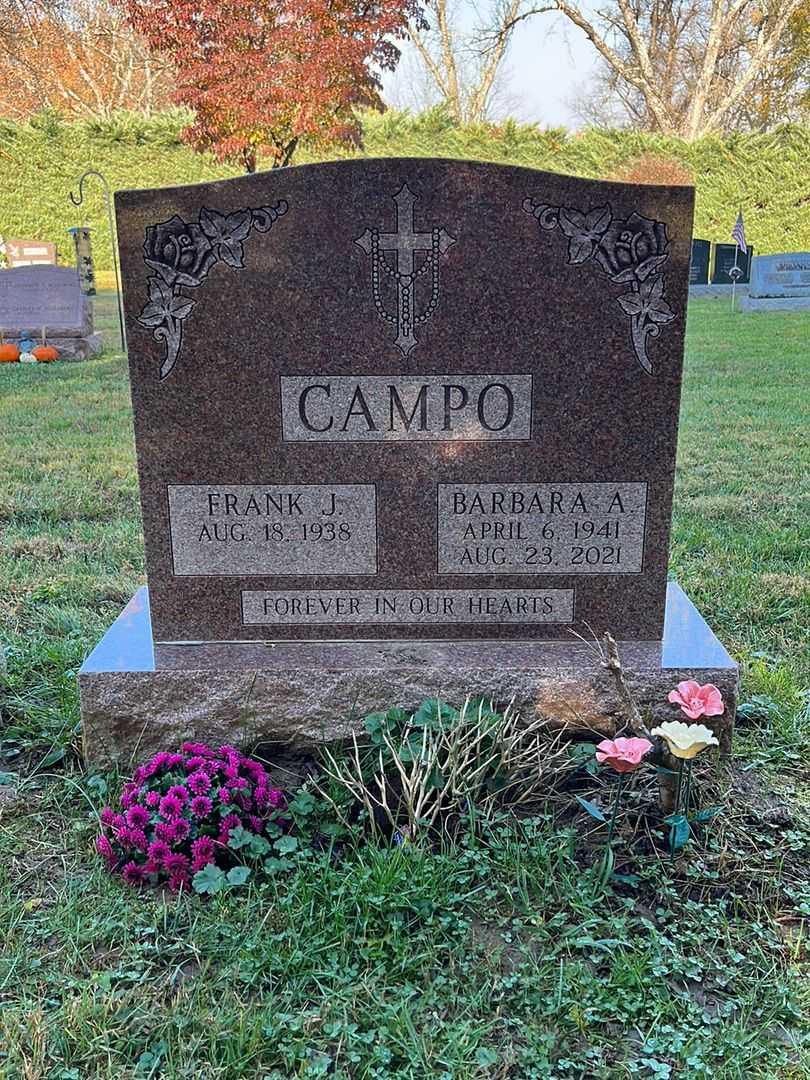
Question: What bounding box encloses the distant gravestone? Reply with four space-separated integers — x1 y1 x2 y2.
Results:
749 252 810 298
78 159 739 766
0 265 83 329
5 238 57 267
712 243 753 284
0 265 103 359
689 239 710 284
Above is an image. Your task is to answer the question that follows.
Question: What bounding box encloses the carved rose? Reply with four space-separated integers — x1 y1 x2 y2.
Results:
523 197 675 374
593 212 669 283
144 215 217 287
138 201 288 379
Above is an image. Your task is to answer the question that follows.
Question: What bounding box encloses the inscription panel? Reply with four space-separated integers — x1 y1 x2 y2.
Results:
243 588 574 625
281 374 533 441
168 485 377 576
438 483 647 574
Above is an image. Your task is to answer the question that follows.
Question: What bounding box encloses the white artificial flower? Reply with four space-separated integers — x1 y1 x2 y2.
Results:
651 720 719 760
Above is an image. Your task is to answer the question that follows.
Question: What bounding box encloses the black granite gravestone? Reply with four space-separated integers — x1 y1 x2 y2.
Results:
689 239 710 284
712 243 753 284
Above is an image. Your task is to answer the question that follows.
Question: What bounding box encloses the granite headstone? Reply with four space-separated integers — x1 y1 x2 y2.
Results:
0 265 83 329
711 243 753 284
0 265 103 359
114 160 693 644
689 239 710 285
79 159 739 767
5 238 57 267
749 252 810 298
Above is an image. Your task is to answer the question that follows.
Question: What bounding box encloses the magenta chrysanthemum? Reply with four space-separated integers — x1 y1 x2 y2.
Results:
96 835 114 860
190 795 213 818
148 840 170 865
187 770 211 795
122 861 145 886
95 742 288 892
159 793 183 819
126 805 150 829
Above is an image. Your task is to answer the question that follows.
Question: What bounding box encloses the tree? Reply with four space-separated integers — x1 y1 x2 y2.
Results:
121 0 425 171
499 0 807 138
0 0 173 120
406 0 523 123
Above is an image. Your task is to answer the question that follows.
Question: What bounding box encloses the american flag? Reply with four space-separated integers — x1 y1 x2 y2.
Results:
731 209 747 253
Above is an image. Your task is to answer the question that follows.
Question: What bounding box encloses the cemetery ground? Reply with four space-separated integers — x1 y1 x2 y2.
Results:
1 294 808 1079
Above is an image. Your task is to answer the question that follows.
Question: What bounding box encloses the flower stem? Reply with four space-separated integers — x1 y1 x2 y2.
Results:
674 758 686 815
606 773 626 849
682 760 694 817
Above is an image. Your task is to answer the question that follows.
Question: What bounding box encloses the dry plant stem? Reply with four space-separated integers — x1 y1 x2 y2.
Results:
602 632 677 814
319 697 575 840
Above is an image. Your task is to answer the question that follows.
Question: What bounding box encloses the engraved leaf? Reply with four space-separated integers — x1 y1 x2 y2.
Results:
567 236 595 264
199 207 227 240
647 300 676 324
635 253 669 282
219 238 246 268
558 208 587 236
147 276 173 304
584 205 611 235
138 304 168 327
170 296 195 320
617 291 644 316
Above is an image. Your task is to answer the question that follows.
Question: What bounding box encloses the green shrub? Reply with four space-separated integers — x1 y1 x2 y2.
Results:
1 108 808 270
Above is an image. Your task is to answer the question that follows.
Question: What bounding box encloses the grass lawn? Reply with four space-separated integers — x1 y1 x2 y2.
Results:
0 293 808 1079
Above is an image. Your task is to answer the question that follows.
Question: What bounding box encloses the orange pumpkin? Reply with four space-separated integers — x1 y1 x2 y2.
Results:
33 345 59 363
0 343 20 362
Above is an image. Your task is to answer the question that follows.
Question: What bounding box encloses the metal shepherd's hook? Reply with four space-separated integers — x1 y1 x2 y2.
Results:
70 170 126 352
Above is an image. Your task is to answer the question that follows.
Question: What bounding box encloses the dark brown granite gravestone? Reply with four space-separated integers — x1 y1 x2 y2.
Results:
79 158 739 767
114 159 692 645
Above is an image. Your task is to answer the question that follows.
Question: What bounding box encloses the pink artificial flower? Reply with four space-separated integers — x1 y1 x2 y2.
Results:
595 737 654 774
190 795 213 818
159 793 183 819
126 805 150 830
667 681 725 720
187 771 211 795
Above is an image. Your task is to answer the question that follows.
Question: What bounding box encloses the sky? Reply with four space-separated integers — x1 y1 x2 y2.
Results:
381 9 602 128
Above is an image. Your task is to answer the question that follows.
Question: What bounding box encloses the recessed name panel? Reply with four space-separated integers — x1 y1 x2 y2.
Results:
242 588 574 625
437 482 647 574
167 484 377 576
280 374 532 441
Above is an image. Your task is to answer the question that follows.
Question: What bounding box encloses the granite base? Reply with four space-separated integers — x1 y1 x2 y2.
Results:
78 583 738 770
740 296 810 312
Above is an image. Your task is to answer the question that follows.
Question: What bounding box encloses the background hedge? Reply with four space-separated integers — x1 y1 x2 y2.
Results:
2 108 808 271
